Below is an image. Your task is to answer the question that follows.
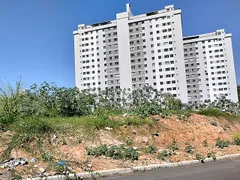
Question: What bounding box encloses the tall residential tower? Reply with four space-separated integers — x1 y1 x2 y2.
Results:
73 4 188 103
73 4 238 104
183 29 238 104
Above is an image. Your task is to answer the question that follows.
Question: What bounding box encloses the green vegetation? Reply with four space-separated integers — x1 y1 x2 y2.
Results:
185 145 195 154
195 153 205 162
157 150 169 161
216 138 231 149
86 144 139 161
207 152 216 161
0 80 240 165
233 133 240 146
203 139 208 147
145 145 157 154
1 81 239 132
168 142 179 152
197 108 240 122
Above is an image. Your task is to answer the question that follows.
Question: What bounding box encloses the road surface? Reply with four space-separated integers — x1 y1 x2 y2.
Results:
103 159 240 180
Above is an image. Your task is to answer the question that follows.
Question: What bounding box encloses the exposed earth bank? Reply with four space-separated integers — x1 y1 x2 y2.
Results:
0 114 240 179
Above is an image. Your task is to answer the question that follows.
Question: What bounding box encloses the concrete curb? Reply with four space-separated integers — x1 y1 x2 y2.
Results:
25 153 240 180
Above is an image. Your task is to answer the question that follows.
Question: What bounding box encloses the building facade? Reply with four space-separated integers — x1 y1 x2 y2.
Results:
73 4 188 103
73 4 238 104
183 30 238 104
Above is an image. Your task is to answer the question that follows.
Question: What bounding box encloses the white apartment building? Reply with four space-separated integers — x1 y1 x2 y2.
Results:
183 29 238 104
73 4 188 103
73 4 238 104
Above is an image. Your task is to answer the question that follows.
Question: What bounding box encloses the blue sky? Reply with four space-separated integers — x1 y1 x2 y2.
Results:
0 0 239 88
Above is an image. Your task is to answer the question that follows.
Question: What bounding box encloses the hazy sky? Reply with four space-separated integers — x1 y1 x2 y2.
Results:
0 0 239 88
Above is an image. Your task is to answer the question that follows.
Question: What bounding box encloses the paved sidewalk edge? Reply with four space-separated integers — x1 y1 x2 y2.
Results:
25 153 240 180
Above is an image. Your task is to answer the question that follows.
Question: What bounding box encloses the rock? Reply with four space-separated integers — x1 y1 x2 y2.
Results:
211 121 218 126
200 122 207 126
105 127 113 131
122 113 128 118
141 137 149 144
133 146 138 150
216 151 224 157
152 117 160 121
51 134 57 141
152 133 159 137
30 158 36 163
158 149 168 152
39 168 46 173
132 130 137 134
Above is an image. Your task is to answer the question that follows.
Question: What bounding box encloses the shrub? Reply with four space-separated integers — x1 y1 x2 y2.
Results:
185 145 195 154
157 150 169 160
86 144 139 161
207 152 216 161
12 118 54 136
233 133 240 146
197 108 240 121
195 153 205 163
145 145 157 154
0 81 23 127
216 138 231 149
168 142 179 152
177 109 191 120
203 139 208 147
126 138 132 146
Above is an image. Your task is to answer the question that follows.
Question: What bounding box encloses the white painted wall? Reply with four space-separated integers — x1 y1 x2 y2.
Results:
117 12 132 90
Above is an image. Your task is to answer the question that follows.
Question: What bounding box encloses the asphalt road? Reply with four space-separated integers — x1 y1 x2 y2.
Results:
103 159 240 180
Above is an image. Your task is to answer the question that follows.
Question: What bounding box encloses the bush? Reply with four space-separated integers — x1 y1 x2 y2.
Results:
207 152 216 161
86 144 139 161
233 133 240 146
157 150 169 160
145 145 157 154
185 145 195 154
168 142 179 152
216 138 231 149
12 118 54 136
197 108 240 121
195 153 205 163
177 109 191 120
203 139 208 147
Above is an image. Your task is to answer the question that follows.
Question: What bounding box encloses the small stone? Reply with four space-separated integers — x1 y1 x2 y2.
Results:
132 130 137 134
152 117 160 121
51 134 57 141
105 127 113 131
30 158 36 163
122 113 128 118
200 122 207 126
211 121 218 127
39 168 46 173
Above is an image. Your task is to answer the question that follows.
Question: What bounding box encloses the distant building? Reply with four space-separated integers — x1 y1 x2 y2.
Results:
183 30 238 104
73 4 238 104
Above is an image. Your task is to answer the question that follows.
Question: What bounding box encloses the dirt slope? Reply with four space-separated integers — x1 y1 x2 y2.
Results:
0 114 240 179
